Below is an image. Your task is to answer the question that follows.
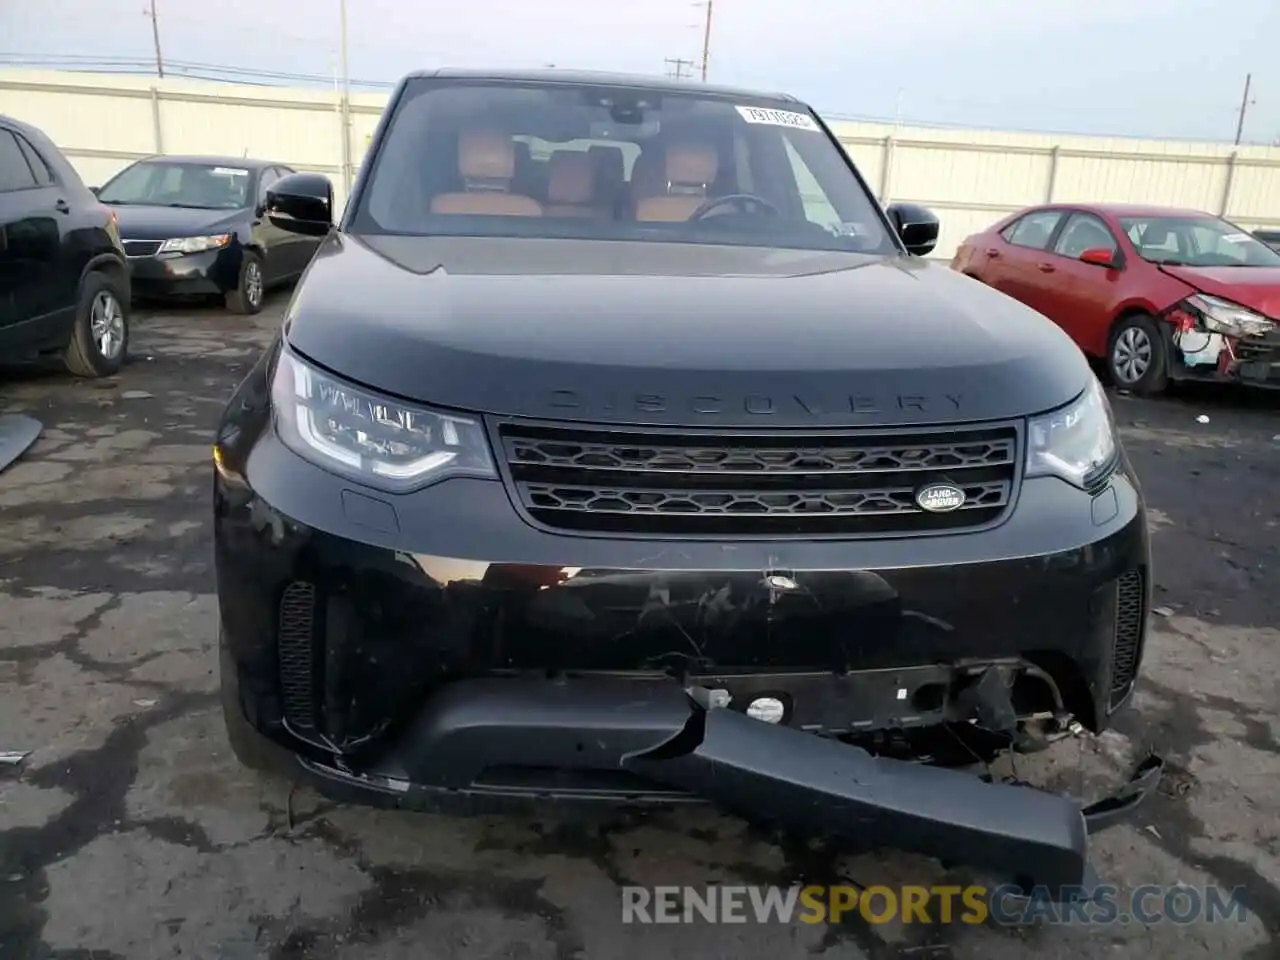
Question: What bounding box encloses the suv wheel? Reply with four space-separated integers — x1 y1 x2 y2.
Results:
1107 313 1169 396
64 270 129 378
226 252 265 315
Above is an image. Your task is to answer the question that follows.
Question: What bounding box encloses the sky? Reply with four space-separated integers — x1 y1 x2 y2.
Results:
2 0 1277 143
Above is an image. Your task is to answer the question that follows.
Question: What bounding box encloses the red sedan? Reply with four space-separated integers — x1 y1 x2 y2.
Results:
952 204 1280 395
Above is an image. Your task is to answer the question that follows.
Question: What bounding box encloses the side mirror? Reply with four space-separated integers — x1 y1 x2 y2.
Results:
886 202 939 256
264 172 334 237
1079 247 1119 268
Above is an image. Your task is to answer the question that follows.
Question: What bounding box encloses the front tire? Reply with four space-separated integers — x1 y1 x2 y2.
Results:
225 251 265 315
1107 313 1169 396
63 270 129 378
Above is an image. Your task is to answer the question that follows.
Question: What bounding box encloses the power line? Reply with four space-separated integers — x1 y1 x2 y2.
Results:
0 53 398 89
0 53 1268 146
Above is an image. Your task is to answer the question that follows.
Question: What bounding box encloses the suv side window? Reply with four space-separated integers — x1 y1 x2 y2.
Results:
14 133 55 186
0 130 38 192
1054 212 1118 260
1002 210 1064 250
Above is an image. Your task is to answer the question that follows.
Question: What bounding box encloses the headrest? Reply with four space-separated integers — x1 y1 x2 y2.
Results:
588 145 625 185
1141 226 1173 247
665 143 718 188
458 130 515 182
547 151 595 205
630 149 665 197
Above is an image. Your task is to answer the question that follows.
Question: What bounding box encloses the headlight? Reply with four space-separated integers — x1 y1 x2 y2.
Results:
1184 294 1275 338
1026 378 1116 489
270 348 495 490
158 234 231 255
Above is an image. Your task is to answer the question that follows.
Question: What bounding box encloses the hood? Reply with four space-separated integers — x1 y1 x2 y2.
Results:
109 204 244 241
283 235 1093 428
1160 265 1280 319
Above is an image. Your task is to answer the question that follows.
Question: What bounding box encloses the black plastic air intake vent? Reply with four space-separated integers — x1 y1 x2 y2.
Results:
1110 568 1145 709
278 581 317 730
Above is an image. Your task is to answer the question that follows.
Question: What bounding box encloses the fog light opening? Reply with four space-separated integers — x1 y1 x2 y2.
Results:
912 683 947 714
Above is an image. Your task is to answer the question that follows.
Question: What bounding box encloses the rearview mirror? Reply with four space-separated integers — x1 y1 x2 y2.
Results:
263 172 334 237
1079 247 1118 268
886 202 939 256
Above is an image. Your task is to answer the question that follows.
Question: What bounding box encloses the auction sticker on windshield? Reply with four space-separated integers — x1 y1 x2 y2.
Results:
212 167 249 177
735 106 820 131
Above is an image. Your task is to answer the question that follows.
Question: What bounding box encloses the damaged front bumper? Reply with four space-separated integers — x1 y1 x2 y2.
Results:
296 677 1163 896
1171 325 1280 388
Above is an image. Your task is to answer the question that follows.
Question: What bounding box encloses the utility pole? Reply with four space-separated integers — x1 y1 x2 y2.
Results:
698 0 714 82
147 0 164 78
338 0 352 195
1233 73 1254 145
664 57 695 81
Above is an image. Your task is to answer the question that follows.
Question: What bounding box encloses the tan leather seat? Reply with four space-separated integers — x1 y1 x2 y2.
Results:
544 151 596 217
430 130 543 216
634 143 718 222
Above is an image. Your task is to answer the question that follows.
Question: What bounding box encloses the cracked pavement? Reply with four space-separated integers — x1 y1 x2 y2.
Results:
2 295 1279 959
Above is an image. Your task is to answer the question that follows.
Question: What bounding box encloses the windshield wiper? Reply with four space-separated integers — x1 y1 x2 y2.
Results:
162 202 216 209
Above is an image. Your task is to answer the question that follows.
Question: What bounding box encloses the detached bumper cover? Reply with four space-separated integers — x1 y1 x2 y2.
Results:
294 678 1161 896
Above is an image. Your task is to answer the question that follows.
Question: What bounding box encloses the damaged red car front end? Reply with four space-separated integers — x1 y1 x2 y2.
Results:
1161 280 1280 389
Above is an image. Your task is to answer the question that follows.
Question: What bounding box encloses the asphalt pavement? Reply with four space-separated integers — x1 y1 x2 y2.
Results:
1 295 1278 959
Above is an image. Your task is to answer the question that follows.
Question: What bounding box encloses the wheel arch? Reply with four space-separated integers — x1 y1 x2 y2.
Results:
1106 301 1171 352
80 253 129 295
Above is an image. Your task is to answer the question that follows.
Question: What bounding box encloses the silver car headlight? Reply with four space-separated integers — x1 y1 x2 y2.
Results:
158 234 231 255
1184 293 1275 339
1026 377 1117 489
270 348 495 490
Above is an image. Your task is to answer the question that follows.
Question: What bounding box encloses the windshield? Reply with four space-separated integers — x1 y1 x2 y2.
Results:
1119 215 1280 268
350 78 896 255
98 161 253 210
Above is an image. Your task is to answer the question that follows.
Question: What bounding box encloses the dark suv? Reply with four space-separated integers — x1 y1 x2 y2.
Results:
0 115 131 377
214 69 1158 894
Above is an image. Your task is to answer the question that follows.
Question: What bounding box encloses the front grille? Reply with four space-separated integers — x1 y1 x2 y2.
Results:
277 581 317 730
122 239 162 258
496 420 1020 537
1109 568 1145 708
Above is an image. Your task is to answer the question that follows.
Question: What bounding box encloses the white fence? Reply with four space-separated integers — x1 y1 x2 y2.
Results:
4 68 1280 259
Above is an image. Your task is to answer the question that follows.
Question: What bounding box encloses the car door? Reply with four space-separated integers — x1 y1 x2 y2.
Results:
1040 211 1125 353
0 126 64 336
983 209 1066 310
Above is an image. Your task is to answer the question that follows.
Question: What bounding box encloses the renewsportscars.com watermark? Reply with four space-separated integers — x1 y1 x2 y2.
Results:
621 884 1251 926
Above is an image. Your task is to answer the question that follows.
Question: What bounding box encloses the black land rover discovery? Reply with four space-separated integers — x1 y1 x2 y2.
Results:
213 69 1157 894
